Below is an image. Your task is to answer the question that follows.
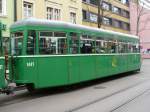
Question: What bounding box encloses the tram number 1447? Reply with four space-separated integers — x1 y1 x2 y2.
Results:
26 62 35 67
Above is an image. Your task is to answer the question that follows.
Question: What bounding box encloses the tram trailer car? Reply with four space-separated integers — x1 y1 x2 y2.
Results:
0 22 7 93
2 18 141 92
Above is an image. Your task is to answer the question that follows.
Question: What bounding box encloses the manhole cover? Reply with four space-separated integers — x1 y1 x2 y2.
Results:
94 86 106 89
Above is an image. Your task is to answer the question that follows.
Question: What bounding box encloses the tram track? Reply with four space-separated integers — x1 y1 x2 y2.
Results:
66 78 150 112
110 88 150 112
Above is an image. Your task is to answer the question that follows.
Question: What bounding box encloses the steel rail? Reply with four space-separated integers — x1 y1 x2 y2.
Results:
66 79 150 112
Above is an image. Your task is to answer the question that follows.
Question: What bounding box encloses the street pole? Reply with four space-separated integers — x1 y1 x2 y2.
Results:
98 0 101 28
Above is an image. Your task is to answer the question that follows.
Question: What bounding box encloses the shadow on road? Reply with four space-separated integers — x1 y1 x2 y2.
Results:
0 71 139 107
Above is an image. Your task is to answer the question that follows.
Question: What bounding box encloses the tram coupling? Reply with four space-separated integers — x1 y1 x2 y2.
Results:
0 83 16 95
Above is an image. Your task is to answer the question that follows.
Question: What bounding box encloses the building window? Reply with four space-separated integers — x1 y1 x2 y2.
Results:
89 0 98 6
103 17 111 25
0 0 6 16
122 22 130 30
70 12 76 24
102 2 110 11
113 20 122 28
121 10 129 18
47 7 53 20
112 6 121 14
23 2 33 18
121 0 129 4
47 7 61 20
82 0 87 2
89 13 97 23
117 0 129 5
82 10 88 20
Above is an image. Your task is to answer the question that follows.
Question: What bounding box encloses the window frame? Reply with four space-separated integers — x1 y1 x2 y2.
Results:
22 0 36 18
89 12 97 23
38 31 67 55
11 31 24 56
47 7 61 20
23 1 34 18
26 30 36 55
0 0 6 16
102 17 112 26
102 2 110 11
70 12 76 24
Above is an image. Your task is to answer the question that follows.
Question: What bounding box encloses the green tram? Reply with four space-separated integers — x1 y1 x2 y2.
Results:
0 18 141 93
0 22 7 93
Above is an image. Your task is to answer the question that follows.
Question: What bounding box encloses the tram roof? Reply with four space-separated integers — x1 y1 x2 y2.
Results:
10 18 138 39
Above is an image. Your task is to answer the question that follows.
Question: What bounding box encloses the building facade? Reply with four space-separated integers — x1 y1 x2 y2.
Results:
82 0 130 34
0 0 132 36
130 1 150 58
15 0 82 24
0 0 14 37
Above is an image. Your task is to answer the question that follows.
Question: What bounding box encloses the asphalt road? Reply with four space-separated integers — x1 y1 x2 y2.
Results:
0 59 150 112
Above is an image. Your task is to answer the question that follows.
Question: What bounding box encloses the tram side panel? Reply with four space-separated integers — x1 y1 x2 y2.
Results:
108 55 121 76
37 56 68 88
135 54 141 70
95 55 126 79
12 54 141 90
0 58 6 89
95 55 107 78
13 57 38 87
79 55 95 82
127 54 141 72
68 56 80 84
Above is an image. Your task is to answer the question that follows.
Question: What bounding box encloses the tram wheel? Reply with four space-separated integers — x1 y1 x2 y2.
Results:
26 84 35 93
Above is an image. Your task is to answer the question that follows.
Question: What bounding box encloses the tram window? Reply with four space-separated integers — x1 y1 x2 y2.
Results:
54 32 66 37
95 41 102 53
27 31 36 55
95 37 105 53
106 41 117 53
82 35 92 39
111 42 117 53
128 44 133 53
11 32 23 55
132 44 139 53
69 32 79 54
40 32 52 37
124 43 128 53
81 35 94 54
118 42 127 53
39 31 66 55
136 44 140 53
118 42 124 53
107 42 111 53
104 41 109 53
0 37 7 56
127 43 137 53
39 32 56 55
58 38 67 54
